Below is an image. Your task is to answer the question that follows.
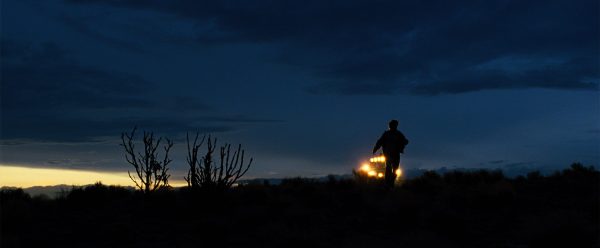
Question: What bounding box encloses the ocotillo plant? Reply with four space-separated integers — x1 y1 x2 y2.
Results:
185 132 253 190
184 132 206 188
120 127 173 193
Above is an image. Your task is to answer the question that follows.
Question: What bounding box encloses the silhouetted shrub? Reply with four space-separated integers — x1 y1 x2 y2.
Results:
120 127 173 193
185 133 253 190
184 132 206 188
0 188 30 201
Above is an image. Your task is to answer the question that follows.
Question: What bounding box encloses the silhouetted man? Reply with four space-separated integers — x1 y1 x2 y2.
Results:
373 120 409 189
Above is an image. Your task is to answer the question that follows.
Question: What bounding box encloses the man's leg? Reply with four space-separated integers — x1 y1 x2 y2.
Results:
385 161 393 187
384 155 400 188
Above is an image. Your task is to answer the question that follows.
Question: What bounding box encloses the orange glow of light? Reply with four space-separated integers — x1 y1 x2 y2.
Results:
377 172 384 178
360 164 371 172
395 168 402 177
367 171 376 177
0 164 186 188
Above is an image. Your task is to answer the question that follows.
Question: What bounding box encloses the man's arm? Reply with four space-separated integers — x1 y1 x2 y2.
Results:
398 132 409 153
373 133 384 154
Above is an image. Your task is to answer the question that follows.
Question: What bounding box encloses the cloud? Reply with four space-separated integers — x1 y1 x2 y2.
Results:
1 41 152 110
587 129 600 134
55 14 147 53
64 0 599 95
0 40 279 143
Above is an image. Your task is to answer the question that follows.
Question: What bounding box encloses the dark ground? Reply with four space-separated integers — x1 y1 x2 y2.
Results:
1 163 598 248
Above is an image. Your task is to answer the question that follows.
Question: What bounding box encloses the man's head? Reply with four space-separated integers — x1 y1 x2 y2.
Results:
388 119 399 130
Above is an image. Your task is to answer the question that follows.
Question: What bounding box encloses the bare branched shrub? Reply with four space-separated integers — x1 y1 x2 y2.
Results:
121 127 173 193
184 132 206 188
185 132 253 190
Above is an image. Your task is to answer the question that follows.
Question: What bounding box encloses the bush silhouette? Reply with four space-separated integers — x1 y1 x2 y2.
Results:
185 132 253 190
120 127 173 193
1 163 598 248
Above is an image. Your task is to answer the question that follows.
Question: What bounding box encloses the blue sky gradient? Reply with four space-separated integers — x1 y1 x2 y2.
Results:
1 0 598 179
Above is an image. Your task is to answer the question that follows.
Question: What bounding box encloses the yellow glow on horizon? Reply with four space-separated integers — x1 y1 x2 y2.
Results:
0 165 186 188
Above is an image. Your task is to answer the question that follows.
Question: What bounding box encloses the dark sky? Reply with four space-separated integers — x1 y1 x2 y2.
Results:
1 0 599 178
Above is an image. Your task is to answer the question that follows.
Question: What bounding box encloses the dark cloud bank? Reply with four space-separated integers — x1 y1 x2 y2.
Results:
0 40 278 142
3 0 597 143
66 0 599 95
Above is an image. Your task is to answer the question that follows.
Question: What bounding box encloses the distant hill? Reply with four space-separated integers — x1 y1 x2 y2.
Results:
22 185 74 197
1 184 136 198
7 165 563 195
0 185 72 198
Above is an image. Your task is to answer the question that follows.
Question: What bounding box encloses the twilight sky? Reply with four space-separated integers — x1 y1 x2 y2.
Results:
1 0 598 183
